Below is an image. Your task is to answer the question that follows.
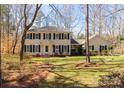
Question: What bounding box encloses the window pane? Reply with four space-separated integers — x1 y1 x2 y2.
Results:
30 45 32 52
30 33 32 39
33 33 35 39
36 34 39 39
49 33 51 40
45 46 48 52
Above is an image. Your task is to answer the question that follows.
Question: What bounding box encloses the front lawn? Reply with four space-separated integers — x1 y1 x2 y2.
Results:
2 55 124 87
32 56 124 87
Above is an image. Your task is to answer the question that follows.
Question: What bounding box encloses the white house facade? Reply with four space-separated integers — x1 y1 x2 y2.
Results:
24 26 72 56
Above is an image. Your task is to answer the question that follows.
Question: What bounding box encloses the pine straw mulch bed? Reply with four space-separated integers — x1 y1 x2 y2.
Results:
75 62 99 69
2 63 54 88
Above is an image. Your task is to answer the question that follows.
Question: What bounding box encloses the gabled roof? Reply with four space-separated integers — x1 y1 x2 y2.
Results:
28 26 71 33
71 34 110 45
71 39 85 45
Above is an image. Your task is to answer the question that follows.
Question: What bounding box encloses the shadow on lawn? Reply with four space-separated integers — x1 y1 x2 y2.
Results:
39 71 88 88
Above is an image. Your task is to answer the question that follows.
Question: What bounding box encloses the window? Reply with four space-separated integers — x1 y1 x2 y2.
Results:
26 45 30 52
92 45 94 50
53 45 55 52
26 34 30 39
30 33 32 39
33 33 35 39
36 45 39 52
59 33 61 39
56 34 59 39
36 34 39 39
39 33 41 39
63 45 67 52
46 34 49 40
30 45 32 52
45 46 48 52
49 33 51 40
64 34 68 39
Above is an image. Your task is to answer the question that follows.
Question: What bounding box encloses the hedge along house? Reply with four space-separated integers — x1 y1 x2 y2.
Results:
24 26 72 56
71 34 111 55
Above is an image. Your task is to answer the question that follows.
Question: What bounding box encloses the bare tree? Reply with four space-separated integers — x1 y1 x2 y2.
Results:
85 4 90 63
0 4 2 88
20 4 42 61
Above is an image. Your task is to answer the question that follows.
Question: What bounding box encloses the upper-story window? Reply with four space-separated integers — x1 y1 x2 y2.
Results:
46 34 49 40
36 34 39 39
26 33 41 40
59 33 61 39
56 34 59 39
30 33 32 39
49 33 51 40
26 34 30 39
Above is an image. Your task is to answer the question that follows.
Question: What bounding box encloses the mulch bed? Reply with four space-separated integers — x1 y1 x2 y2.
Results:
75 62 99 69
2 63 54 88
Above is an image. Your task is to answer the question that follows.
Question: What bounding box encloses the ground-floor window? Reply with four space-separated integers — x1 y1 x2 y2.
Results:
53 45 70 54
24 45 41 53
45 46 49 52
99 45 107 52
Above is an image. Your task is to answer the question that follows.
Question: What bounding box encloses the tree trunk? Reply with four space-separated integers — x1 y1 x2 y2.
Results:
0 4 2 88
85 4 90 63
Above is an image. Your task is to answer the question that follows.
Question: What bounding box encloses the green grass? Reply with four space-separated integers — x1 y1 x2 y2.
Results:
32 56 124 87
2 54 124 87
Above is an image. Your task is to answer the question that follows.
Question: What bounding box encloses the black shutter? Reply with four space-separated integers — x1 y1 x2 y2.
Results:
92 45 94 50
39 45 40 52
43 33 45 39
59 33 61 39
33 33 35 39
39 33 41 39
62 45 63 52
49 33 51 40
105 45 107 50
30 45 32 52
99 45 101 52
67 45 69 52
30 33 32 39
68 33 70 39
59 45 61 53
53 45 55 52
53 33 55 39
24 45 26 52
62 33 64 39
33 45 35 52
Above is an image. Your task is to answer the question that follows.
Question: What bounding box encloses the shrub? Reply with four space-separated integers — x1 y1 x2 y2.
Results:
99 72 124 88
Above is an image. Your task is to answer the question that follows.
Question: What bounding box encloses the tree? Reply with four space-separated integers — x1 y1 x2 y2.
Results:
20 4 42 61
85 4 90 63
0 4 2 88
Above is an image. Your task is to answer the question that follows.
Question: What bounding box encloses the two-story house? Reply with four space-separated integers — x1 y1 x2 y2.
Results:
24 26 72 56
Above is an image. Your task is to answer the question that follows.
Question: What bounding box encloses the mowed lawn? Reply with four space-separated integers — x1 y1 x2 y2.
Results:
32 56 124 87
2 55 124 87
